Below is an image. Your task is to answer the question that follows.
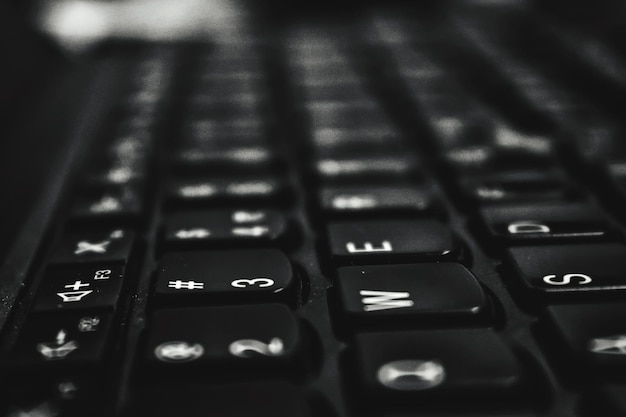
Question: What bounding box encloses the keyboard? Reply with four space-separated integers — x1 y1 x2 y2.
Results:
3 1 626 416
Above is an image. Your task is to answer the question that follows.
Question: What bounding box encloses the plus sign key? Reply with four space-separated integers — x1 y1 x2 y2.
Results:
32 264 126 312
153 249 295 305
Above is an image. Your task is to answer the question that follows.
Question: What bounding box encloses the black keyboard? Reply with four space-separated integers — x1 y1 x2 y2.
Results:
4 2 626 416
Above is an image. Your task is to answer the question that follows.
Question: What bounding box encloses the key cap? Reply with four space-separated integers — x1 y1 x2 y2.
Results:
352 329 522 405
139 382 309 417
479 202 613 245
144 304 301 376
320 185 434 216
505 244 626 297
542 303 626 379
49 229 134 265
9 313 113 370
154 249 295 305
33 264 126 312
336 263 486 326
162 209 288 248
327 220 459 264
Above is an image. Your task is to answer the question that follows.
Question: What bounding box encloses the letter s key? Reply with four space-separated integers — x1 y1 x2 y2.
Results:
542 273 592 286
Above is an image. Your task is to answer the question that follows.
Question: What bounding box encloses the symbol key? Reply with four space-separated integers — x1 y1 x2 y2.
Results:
33 264 126 312
154 249 295 305
9 313 113 369
144 304 301 376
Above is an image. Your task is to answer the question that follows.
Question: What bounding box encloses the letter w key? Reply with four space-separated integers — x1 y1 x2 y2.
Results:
359 290 414 312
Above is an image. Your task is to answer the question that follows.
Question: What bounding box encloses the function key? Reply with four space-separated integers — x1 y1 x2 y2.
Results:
320 185 434 217
33 264 126 313
154 249 295 305
144 304 302 376
478 202 614 246
327 220 459 264
162 209 288 249
336 263 486 327
505 244 626 298
352 329 522 405
50 229 134 265
9 313 113 370
542 303 626 379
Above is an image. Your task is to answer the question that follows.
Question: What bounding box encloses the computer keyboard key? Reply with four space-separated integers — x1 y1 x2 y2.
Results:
353 329 522 404
543 303 626 378
144 304 301 376
479 202 613 245
327 220 459 264
154 249 295 304
162 209 287 248
320 185 434 215
506 244 626 296
9 313 113 369
50 229 134 265
336 263 486 325
140 382 309 417
33 264 126 313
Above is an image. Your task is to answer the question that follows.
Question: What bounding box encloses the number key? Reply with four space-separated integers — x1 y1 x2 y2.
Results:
153 249 296 305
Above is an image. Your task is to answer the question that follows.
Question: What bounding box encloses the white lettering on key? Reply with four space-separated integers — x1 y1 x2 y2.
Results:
332 195 377 210
64 281 90 291
228 338 285 358
507 222 551 234
57 291 93 303
231 278 275 288
74 240 110 255
94 269 112 280
359 290 414 312
232 210 266 223
175 228 211 239
542 273 593 286
231 226 269 237
377 360 446 391
168 280 205 290
346 241 393 253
